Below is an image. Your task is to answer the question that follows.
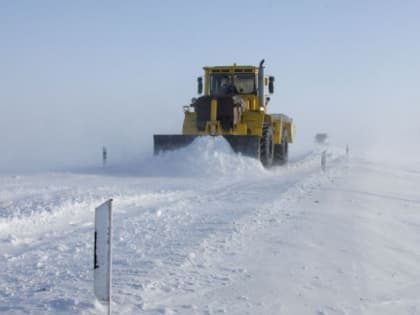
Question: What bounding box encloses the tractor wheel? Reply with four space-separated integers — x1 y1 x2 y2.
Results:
260 124 274 167
274 128 288 165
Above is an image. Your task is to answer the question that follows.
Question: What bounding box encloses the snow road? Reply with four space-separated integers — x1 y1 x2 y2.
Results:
1 138 419 314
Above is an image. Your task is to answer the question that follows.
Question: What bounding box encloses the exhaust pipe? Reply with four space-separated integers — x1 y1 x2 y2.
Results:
258 59 265 108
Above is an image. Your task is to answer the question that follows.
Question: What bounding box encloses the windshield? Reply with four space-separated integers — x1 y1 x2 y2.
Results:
210 73 256 96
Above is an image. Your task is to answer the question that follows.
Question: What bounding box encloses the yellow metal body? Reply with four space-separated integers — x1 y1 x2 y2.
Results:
182 63 294 145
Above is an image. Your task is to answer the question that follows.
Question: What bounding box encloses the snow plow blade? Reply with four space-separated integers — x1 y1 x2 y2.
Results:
153 135 260 159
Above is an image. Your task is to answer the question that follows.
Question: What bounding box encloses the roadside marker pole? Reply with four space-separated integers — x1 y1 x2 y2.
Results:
102 146 107 169
321 150 327 171
94 199 113 315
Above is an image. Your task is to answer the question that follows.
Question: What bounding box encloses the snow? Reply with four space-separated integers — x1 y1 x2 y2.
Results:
1 138 420 314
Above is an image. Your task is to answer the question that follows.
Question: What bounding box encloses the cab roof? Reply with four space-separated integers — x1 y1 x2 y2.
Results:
203 64 258 74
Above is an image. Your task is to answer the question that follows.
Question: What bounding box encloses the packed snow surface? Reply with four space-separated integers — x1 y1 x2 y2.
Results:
1 137 420 314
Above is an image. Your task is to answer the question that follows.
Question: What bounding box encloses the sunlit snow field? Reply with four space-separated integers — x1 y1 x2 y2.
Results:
1 138 420 314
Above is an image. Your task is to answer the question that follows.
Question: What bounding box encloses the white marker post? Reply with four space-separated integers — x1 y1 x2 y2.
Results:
321 150 327 171
94 199 113 315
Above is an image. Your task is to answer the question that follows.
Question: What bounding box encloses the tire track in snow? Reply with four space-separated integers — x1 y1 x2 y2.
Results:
111 151 347 313
138 154 348 314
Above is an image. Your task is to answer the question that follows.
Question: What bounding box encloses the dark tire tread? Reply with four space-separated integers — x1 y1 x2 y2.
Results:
260 124 274 167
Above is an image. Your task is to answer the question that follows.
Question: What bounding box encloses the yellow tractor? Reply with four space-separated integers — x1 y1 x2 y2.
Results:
154 60 294 167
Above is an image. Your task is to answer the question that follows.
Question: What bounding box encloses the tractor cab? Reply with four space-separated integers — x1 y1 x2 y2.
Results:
208 72 257 97
201 65 258 97
198 63 274 111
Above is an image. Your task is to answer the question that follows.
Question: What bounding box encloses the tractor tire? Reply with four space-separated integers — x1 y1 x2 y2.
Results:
274 128 288 165
260 124 274 167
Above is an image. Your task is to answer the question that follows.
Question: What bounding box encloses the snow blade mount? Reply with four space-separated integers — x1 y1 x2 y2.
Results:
153 135 260 159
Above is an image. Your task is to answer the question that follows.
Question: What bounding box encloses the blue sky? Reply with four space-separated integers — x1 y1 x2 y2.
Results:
1 1 419 171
